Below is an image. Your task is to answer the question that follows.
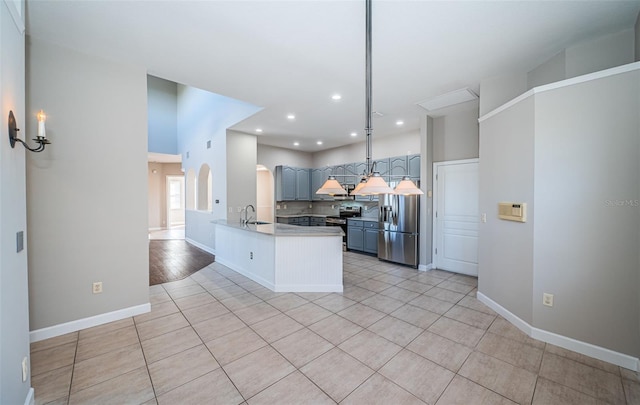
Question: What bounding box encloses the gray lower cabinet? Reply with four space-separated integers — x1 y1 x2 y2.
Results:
309 217 326 226
347 221 364 251
277 216 318 226
347 219 378 254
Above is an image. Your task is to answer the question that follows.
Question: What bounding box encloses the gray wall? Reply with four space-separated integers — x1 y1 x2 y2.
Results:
419 116 434 268
532 70 640 356
479 72 528 117
178 85 260 249
147 75 177 155
26 37 150 330
565 28 634 79
226 130 257 223
432 105 479 162
527 50 565 90
1 1 32 403
479 68 640 358
636 11 640 61
257 143 313 174
148 162 183 229
478 96 536 324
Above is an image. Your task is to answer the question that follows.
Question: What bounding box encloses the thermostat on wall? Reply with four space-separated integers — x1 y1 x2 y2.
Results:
498 202 527 222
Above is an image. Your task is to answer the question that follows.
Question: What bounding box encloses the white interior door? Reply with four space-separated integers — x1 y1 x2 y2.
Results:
167 176 185 227
433 159 479 276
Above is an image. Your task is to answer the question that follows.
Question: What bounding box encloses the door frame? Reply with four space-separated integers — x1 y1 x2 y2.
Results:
166 175 185 228
432 158 479 272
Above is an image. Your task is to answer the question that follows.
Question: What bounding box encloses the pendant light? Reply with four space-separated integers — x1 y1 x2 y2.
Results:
394 176 424 195
316 175 348 195
349 0 395 196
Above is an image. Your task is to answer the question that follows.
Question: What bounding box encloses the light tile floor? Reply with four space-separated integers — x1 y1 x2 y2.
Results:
31 252 640 405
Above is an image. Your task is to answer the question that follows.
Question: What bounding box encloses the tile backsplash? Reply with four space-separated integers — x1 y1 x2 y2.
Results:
275 201 377 218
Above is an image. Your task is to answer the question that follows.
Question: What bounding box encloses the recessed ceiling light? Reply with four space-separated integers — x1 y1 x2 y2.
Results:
287 114 295 120
255 128 263 133
293 142 299 146
350 132 357 137
395 120 404 126
331 94 342 101
317 141 323 145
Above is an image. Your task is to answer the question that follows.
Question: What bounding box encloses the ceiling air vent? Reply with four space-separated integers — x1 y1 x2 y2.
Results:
416 88 478 112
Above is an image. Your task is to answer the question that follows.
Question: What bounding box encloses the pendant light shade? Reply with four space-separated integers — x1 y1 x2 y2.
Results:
316 176 348 195
394 176 424 195
356 172 395 195
350 177 368 196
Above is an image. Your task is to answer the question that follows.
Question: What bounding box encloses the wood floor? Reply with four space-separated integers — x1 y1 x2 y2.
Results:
149 240 215 285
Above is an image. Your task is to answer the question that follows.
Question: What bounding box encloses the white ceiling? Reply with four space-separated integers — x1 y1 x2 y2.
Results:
26 1 640 152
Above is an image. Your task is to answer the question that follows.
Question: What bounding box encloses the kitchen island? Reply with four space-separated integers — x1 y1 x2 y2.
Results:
212 220 344 292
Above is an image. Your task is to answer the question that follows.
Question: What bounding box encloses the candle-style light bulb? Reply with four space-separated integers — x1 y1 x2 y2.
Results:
36 110 46 139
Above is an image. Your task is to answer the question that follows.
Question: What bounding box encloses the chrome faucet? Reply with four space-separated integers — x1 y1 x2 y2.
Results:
242 204 255 224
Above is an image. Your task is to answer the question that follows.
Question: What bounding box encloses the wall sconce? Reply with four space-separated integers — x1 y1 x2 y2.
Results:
8 110 51 152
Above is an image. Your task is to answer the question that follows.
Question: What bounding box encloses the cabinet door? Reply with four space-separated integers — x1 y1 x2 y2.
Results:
372 159 390 180
296 168 311 200
389 156 408 180
408 154 421 180
363 229 379 254
354 161 368 178
347 227 364 250
343 163 357 185
281 166 297 201
311 168 333 201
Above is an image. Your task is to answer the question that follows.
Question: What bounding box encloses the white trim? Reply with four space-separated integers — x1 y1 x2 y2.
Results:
185 237 215 255
24 387 34 405
4 0 25 33
273 284 343 293
477 292 639 371
215 256 275 290
29 303 150 343
479 61 640 123
148 227 163 232
418 263 433 272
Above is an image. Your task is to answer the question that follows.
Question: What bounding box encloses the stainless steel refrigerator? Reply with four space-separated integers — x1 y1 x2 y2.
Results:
378 193 419 267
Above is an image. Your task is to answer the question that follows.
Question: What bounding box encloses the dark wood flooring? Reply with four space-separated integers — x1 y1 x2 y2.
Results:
149 240 215 285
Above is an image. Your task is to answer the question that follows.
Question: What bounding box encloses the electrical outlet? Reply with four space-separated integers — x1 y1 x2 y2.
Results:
92 282 103 294
276 204 281 210
543 293 554 307
283 204 287 209
309 204 312 209
481 213 487 223
22 357 28 382
237 206 242 213
229 207 233 213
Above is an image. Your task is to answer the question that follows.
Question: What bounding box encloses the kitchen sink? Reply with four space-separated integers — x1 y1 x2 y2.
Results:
247 220 270 225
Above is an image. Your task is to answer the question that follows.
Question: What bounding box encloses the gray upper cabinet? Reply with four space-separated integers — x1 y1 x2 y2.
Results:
311 167 333 201
408 154 421 180
343 163 357 185
372 158 390 180
389 156 409 180
296 168 310 200
276 166 310 201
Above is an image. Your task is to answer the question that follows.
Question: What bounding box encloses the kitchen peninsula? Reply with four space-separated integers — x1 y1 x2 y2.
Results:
213 220 344 292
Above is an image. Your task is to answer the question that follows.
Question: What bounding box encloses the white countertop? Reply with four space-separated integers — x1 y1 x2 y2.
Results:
213 219 344 237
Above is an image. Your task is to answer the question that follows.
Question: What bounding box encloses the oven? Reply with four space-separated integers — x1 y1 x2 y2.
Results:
326 206 361 245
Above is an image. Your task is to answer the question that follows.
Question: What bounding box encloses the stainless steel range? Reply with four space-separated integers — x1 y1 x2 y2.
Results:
326 206 361 244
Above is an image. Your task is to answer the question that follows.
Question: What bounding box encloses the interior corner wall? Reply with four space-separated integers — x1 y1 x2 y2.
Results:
226 130 257 223
565 28 635 79
177 85 261 251
26 37 149 331
1 1 32 403
527 50 566 89
636 11 640 61
419 115 434 268
478 96 535 324
479 72 528 117
257 143 313 174
147 75 177 155
532 70 640 357
148 162 183 230
432 106 479 162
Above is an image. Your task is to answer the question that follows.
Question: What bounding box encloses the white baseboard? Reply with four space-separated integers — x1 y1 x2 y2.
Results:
215 257 275 290
148 227 163 231
274 284 344 293
24 387 34 405
418 263 433 272
185 238 216 255
477 292 639 371
30 303 150 343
